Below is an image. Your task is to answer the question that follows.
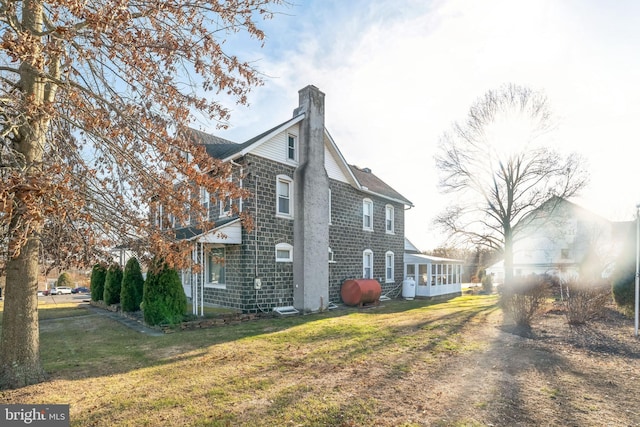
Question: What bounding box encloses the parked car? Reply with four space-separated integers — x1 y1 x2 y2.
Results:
71 287 89 294
50 287 72 295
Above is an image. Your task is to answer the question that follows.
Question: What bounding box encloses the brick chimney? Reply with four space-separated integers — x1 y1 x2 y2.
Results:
293 85 329 312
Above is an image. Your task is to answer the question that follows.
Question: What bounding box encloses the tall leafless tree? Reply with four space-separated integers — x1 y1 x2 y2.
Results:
0 0 284 389
434 83 588 287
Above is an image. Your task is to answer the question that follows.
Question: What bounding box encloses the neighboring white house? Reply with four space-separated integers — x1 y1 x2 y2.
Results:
486 197 622 283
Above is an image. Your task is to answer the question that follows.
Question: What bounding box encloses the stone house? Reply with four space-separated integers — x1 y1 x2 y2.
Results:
172 85 413 314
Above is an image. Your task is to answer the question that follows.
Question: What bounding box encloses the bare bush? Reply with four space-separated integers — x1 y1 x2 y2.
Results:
563 279 611 325
500 274 551 328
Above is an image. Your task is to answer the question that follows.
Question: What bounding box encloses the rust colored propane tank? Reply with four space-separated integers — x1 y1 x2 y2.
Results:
341 279 382 306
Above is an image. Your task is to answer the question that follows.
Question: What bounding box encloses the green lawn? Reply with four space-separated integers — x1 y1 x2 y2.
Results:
0 295 499 426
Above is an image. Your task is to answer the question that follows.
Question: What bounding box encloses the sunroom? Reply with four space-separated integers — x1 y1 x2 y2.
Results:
403 253 463 298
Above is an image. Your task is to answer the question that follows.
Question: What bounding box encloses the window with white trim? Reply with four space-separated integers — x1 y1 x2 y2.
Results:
200 187 210 219
154 204 163 230
385 204 394 234
219 177 233 217
275 243 293 262
363 198 373 231
328 247 335 263
363 249 373 279
385 251 394 283
287 134 297 162
276 175 293 218
205 246 225 288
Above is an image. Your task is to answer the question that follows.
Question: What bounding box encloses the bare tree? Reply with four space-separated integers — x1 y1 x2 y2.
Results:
0 0 285 389
434 83 588 287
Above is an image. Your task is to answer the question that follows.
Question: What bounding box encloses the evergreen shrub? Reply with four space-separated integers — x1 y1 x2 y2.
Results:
120 257 144 312
142 262 187 326
103 264 123 305
611 259 635 316
90 264 107 302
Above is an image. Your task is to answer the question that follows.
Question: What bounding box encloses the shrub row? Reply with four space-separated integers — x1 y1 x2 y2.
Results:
90 257 186 326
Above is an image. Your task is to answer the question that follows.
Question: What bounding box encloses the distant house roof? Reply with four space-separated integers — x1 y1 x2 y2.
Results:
349 165 413 206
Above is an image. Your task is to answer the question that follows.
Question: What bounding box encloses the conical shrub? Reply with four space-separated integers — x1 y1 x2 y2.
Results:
142 261 187 326
121 257 144 312
103 264 123 305
90 264 107 302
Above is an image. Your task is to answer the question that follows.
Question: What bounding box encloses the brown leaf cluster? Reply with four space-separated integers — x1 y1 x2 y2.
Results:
0 0 285 274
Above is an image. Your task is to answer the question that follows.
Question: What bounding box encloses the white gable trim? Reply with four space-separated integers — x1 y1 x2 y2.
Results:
223 114 306 162
323 128 360 188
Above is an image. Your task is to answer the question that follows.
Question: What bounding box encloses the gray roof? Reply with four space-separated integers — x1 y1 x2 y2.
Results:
349 165 413 206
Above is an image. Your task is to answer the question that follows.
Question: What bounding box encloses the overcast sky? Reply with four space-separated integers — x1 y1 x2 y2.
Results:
201 0 640 251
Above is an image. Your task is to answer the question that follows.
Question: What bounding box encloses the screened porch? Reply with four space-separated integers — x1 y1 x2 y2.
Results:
403 253 463 298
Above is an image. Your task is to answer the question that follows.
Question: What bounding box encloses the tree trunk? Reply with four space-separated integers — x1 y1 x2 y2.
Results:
0 0 52 389
504 230 514 286
0 236 46 389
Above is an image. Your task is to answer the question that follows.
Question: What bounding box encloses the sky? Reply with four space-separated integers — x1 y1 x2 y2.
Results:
199 0 640 252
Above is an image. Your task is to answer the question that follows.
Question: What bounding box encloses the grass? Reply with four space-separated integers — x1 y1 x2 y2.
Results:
0 295 499 426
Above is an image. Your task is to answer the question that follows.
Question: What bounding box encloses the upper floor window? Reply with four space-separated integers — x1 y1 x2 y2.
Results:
363 249 373 279
385 204 394 234
276 243 293 262
219 177 233 217
200 187 210 219
276 175 293 218
385 251 394 283
363 198 373 231
328 247 335 263
287 134 297 162
205 246 225 288
154 204 163 230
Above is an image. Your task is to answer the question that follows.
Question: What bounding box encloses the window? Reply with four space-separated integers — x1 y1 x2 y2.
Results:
276 243 293 262
154 204 163 230
385 251 394 283
200 187 210 219
363 198 373 231
205 247 225 287
561 248 570 259
385 205 394 234
406 264 415 281
328 247 335 263
287 134 297 162
219 177 233 217
276 175 293 218
363 249 373 279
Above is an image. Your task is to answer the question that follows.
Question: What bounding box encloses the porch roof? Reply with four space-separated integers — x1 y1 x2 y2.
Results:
174 217 242 244
404 253 463 265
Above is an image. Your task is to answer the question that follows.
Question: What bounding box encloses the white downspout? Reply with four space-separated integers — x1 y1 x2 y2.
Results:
192 244 197 315
200 242 204 317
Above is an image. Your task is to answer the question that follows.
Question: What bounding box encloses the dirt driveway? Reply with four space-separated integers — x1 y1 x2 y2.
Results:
384 304 640 426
